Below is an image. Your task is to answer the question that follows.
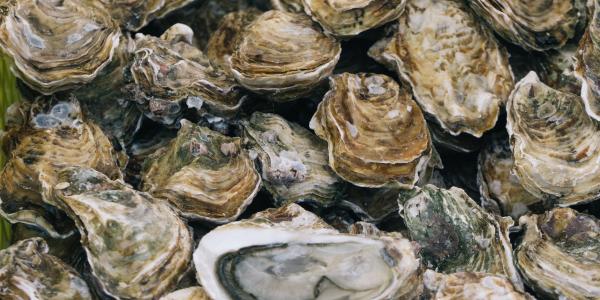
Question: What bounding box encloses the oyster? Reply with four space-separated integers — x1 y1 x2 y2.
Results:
193 204 423 300
369 0 514 137
52 166 193 299
516 208 600 299
423 270 533 300
302 0 407 37
160 287 211 300
310 73 432 188
507 71 600 206
271 0 304 12
398 185 522 288
576 0 600 121
469 0 587 51
241 112 342 207
0 0 120 95
0 238 92 299
142 120 261 223
99 0 194 31
335 186 403 224
230 10 341 101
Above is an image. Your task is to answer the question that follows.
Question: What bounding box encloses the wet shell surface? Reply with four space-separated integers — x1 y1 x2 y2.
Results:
423 270 533 300
575 0 600 121
99 0 194 31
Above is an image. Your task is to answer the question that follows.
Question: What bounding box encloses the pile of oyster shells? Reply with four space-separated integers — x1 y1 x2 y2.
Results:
0 0 599 299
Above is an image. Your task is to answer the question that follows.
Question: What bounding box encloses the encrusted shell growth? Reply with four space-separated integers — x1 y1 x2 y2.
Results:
241 112 342 207
52 167 193 300
141 120 261 223
516 208 600 299
507 71 600 206
310 73 432 188
193 204 424 300
423 271 533 300
369 0 514 137
575 0 600 121
230 10 341 101
302 0 407 37
0 238 92 300
0 0 120 95
398 185 522 288
469 0 587 51
99 0 194 31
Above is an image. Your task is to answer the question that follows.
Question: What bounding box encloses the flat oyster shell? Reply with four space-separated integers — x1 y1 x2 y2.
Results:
241 112 342 207
369 0 514 137
0 238 92 299
423 270 533 300
575 0 600 121
160 287 211 300
507 71 600 206
99 0 194 31
310 73 432 188
141 120 261 223
193 204 423 300
516 208 600 299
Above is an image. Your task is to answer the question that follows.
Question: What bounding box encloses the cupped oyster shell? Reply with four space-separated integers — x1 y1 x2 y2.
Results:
369 0 514 138
193 204 423 300
99 0 194 31
271 0 304 12
141 119 261 223
575 0 600 121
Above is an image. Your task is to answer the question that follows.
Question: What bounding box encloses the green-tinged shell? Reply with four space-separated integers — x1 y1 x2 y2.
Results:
516 208 600 299
141 120 261 223
398 185 522 289
241 112 342 207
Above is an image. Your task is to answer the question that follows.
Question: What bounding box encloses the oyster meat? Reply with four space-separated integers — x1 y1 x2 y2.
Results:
423 270 533 300
575 0 600 121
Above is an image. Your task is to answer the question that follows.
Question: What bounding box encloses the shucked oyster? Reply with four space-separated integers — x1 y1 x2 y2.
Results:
52 167 192 299
576 0 600 121
0 238 92 300
369 0 514 137
302 0 407 37
507 71 600 206
141 120 261 223
310 73 432 188
231 10 341 101
0 0 120 95
516 208 600 299
241 112 342 207
398 185 522 288
194 204 423 299
99 0 194 31
469 0 587 51
423 270 533 300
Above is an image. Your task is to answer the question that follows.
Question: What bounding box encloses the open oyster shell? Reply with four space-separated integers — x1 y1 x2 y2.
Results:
469 0 587 51
398 185 522 289
310 73 432 188
507 71 600 206
0 0 120 95
160 287 211 300
141 120 261 223
99 0 194 31
230 10 341 101
271 0 304 12
423 270 533 300
369 0 514 138
241 112 342 207
193 204 423 300
302 0 407 38
575 0 600 121
52 166 193 300
515 208 600 299
0 238 92 299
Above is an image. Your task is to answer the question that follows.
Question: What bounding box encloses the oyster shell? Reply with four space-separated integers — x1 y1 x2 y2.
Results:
160 287 211 300
507 71 600 206
230 10 341 101
193 204 423 300
141 120 261 223
575 0 600 121
52 166 193 299
423 270 533 300
271 0 305 12
310 73 432 188
369 0 514 137
241 112 342 207
302 0 407 37
398 185 522 288
469 0 587 51
516 208 600 299
0 238 92 299
0 0 120 95
99 0 194 31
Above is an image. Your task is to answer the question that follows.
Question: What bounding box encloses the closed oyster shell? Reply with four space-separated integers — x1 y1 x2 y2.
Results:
516 208 600 299
369 0 514 137
193 204 423 300
230 10 341 101
0 238 92 300
423 270 533 300
302 0 406 37
575 0 600 121
0 0 120 95
469 0 587 51
99 0 194 31
241 112 342 207
398 185 522 289
141 120 261 223
507 71 600 206
160 287 211 300
52 167 193 300
271 0 304 12
310 73 432 188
